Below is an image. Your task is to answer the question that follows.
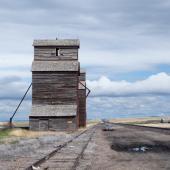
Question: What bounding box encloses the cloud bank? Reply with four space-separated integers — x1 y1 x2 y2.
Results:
1 72 170 121
87 72 170 97
88 96 170 119
1 72 170 100
1 0 170 75
0 75 31 100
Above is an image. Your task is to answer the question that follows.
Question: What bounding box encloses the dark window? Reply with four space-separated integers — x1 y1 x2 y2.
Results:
56 48 59 56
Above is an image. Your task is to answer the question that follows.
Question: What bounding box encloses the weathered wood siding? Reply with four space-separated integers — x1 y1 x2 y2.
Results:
79 72 85 81
78 71 86 127
32 71 78 105
30 117 77 131
78 89 86 127
30 39 81 131
29 119 39 130
33 39 80 47
39 119 49 131
34 47 78 61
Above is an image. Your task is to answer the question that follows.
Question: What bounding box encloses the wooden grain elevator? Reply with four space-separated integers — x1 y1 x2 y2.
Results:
29 39 89 131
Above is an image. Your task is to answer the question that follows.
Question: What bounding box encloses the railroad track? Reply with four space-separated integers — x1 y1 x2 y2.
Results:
107 122 170 134
25 125 97 170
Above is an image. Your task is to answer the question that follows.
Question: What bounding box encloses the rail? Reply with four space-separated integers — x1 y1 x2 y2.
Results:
25 124 97 170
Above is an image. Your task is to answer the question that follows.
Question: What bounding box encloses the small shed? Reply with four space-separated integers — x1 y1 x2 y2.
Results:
29 39 80 131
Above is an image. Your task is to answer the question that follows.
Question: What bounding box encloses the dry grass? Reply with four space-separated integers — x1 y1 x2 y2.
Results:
13 121 29 127
0 122 11 127
109 117 170 129
0 121 29 128
0 128 70 144
0 128 68 140
9 129 54 138
87 119 101 127
110 117 161 124
137 123 170 128
0 120 98 140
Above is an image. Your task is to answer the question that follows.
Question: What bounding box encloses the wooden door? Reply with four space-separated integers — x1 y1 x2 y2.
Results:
39 119 49 131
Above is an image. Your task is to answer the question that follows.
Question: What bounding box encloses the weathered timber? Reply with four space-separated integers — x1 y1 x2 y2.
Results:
33 39 80 47
32 72 78 105
32 61 79 71
79 69 86 81
78 89 86 127
30 116 77 131
78 70 86 127
30 105 77 117
29 39 86 131
34 47 78 61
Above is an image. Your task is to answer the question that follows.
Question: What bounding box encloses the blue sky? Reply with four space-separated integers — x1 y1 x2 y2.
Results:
1 0 170 121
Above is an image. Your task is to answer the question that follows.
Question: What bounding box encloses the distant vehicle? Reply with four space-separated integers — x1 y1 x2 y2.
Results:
101 119 109 123
103 124 114 131
160 117 170 123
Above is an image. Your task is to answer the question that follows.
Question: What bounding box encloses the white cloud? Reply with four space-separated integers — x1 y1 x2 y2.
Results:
87 96 170 119
80 47 170 73
1 72 170 100
0 75 31 99
0 69 31 78
0 54 32 68
87 72 170 97
0 99 31 121
0 75 31 121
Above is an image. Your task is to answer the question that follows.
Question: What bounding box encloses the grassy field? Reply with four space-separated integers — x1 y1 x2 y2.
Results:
0 120 98 140
109 117 170 128
0 120 95 143
136 123 170 128
0 117 168 143
87 119 101 127
110 117 161 124
0 121 29 128
0 128 69 144
0 129 12 139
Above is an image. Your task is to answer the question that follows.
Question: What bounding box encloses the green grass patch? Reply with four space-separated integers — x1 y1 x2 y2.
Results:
0 129 12 139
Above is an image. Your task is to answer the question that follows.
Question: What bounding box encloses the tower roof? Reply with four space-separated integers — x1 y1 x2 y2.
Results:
33 39 80 47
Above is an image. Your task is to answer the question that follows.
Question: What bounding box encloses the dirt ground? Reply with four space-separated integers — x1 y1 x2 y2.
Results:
0 130 82 170
83 124 170 170
1 124 170 169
